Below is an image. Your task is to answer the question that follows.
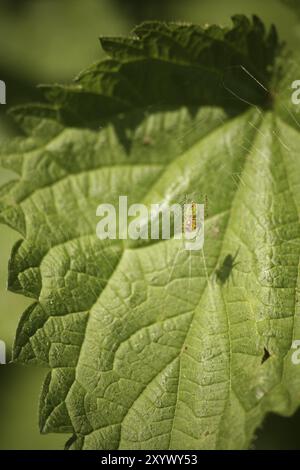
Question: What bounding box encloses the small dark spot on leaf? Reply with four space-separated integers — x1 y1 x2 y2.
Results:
261 347 270 364
143 135 153 146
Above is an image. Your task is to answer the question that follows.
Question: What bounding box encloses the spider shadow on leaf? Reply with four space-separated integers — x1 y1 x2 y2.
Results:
215 247 240 285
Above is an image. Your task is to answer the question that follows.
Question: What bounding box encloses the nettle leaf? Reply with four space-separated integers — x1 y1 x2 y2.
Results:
1 15 300 450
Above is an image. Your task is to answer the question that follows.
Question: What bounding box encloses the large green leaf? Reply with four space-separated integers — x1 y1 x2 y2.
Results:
1 16 300 450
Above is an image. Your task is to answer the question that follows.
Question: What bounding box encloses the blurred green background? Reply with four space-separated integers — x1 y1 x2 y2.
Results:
0 0 300 450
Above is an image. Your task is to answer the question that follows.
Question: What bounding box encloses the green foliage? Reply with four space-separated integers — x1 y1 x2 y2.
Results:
1 16 300 450
0 0 128 82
